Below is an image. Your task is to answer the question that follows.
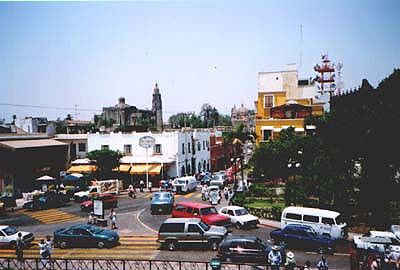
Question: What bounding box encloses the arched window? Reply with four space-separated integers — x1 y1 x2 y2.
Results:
203 160 207 171
198 162 201 173
187 165 191 175
181 165 186 176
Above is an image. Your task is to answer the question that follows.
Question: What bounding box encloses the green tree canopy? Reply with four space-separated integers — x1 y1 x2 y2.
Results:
86 149 122 180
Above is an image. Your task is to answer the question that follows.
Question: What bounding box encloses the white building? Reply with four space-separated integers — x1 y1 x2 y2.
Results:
87 129 211 178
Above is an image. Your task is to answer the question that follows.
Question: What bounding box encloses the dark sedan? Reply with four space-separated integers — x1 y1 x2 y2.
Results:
53 224 119 248
23 191 68 211
217 235 285 264
81 193 118 212
270 224 335 254
150 192 174 214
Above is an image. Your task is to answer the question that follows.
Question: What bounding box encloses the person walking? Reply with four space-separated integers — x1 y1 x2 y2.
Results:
128 184 136 198
223 186 229 200
39 239 49 268
45 235 53 259
15 232 24 269
267 245 282 270
139 180 145 192
227 190 234 206
110 208 117 229
317 255 328 270
88 211 96 225
201 185 207 201
284 251 296 270
148 181 152 192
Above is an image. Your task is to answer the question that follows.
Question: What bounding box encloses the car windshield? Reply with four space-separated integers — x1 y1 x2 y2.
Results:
199 221 210 231
154 193 168 199
3 227 18 236
176 180 186 184
234 208 249 216
200 207 217 215
335 214 345 225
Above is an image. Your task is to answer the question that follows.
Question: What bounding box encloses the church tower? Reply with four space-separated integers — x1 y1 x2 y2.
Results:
152 83 163 131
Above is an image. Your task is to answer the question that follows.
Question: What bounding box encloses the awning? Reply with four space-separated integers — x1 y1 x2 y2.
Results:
261 126 274 130
67 165 97 173
36 175 56 181
113 164 131 173
130 164 162 176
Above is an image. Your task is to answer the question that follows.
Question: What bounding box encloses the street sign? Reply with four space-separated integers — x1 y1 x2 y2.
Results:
139 136 155 148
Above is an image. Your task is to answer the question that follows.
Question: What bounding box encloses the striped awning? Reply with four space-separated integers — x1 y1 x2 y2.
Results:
130 164 162 176
112 164 131 173
67 165 97 173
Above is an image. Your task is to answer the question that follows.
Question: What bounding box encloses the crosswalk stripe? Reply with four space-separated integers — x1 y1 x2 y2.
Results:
21 209 83 224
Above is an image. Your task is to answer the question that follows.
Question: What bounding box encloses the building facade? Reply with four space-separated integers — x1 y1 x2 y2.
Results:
254 64 324 144
87 129 210 179
231 104 254 131
54 134 88 161
15 117 48 133
98 83 163 131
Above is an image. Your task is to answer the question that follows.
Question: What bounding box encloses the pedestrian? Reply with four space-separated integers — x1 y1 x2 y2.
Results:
110 208 117 229
227 190 234 206
267 245 282 270
284 251 296 270
128 184 136 198
15 232 24 267
45 235 53 259
201 185 207 201
223 186 229 200
148 181 152 192
39 239 49 267
139 180 145 192
88 211 96 224
317 255 328 270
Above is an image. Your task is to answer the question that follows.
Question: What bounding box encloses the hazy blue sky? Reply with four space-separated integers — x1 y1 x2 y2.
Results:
0 0 399 122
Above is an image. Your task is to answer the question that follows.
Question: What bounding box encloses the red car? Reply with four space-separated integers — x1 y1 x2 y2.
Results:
80 193 118 212
172 201 231 226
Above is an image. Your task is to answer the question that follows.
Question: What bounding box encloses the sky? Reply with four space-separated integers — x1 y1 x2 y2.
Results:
0 0 399 122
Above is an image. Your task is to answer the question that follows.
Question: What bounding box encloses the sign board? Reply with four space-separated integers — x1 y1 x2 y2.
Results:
93 199 103 216
139 136 155 149
60 171 66 177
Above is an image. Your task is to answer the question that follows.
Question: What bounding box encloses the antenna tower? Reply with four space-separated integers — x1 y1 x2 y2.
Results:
314 54 336 98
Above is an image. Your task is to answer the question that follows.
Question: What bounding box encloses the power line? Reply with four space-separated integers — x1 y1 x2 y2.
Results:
0 103 101 112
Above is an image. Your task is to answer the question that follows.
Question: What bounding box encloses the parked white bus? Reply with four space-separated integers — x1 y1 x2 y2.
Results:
281 206 348 240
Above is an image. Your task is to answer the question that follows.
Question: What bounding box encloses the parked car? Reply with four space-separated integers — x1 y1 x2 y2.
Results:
157 218 227 251
172 176 197 194
23 191 68 211
150 192 174 214
80 193 118 212
353 230 400 254
218 206 259 229
217 235 285 263
53 224 119 248
172 201 231 226
210 174 226 188
0 225 35 248
270 224 335 254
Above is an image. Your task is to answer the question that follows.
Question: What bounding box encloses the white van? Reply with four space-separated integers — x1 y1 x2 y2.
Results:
172 176 197 194
281 206 347 240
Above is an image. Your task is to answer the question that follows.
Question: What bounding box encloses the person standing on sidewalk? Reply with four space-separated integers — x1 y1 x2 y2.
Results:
45 235 53 259
148 181 152 192
284 251 296 270
110 208 117 229
317 255 328 270
15 232 24 269
267 245 282 270
139 180 145 192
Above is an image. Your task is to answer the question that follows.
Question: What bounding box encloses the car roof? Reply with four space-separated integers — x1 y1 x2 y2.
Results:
226 235 260 241
285 224 313 230
369 231 396 238
163 218 201 223
175 201 214 209
283 206 340 218
222 206 243 210
0 225 10 230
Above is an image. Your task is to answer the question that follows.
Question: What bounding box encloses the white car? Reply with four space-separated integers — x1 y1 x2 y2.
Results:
353 230 400 253
391 225 400 240
0 225 35 248
218 206 259 229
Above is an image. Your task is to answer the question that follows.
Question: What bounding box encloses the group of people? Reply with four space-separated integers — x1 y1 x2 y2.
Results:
87 208 117 229
38 235 53 267
200 184 235 205
267 246 328 270
356 251 400 270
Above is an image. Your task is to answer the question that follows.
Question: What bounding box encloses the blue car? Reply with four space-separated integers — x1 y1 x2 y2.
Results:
270 224 335 254
150 192 174 214
54 224 119 248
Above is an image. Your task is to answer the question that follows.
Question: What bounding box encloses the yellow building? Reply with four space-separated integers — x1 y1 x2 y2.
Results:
254 64 325 144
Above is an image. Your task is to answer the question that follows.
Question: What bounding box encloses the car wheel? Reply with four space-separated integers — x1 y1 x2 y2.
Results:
97 241 105 248
167 240 177 251
210 240 219 251
235 222 242 230
60 241 68 249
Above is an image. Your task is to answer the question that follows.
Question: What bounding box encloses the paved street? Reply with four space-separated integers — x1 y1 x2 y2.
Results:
0 188 350 269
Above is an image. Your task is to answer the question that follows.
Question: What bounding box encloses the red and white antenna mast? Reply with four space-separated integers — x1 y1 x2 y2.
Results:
314 54 336 98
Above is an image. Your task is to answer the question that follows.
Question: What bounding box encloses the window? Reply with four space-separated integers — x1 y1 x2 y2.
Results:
203 141 205 150
285 213 301 220
78 143 86 152
154 144 162 154
227 210 234 216
197 142 201 151
322 217 335 225
160 223 184 233
101 145 109 150
175 205 186 212
221 208 227 214
303 215 319 223
188 143 191 153
264 95 274 108
188 224 202 233
186 207 194 214
182 143 185 154
263 130 272 141
124 144 132 154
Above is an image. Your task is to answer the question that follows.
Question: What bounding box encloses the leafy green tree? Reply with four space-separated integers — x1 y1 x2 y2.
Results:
86 149 122 180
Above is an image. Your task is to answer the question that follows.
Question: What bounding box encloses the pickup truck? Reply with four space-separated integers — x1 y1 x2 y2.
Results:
73 186 100 202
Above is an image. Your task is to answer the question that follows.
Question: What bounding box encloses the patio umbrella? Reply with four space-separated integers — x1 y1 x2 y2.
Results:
35 175 56 181
64 173 83 181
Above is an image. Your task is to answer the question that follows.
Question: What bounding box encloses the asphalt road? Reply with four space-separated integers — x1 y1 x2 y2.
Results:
0 188 350 269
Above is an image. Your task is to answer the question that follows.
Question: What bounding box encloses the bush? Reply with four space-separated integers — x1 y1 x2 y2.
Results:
248 184 269 197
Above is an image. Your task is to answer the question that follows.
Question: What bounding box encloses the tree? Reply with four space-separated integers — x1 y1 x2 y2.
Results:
86 149 122 180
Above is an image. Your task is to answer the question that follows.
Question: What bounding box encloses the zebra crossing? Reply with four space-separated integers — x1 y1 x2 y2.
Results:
21 209 83 224
0 235 159 260
121 192 202 200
